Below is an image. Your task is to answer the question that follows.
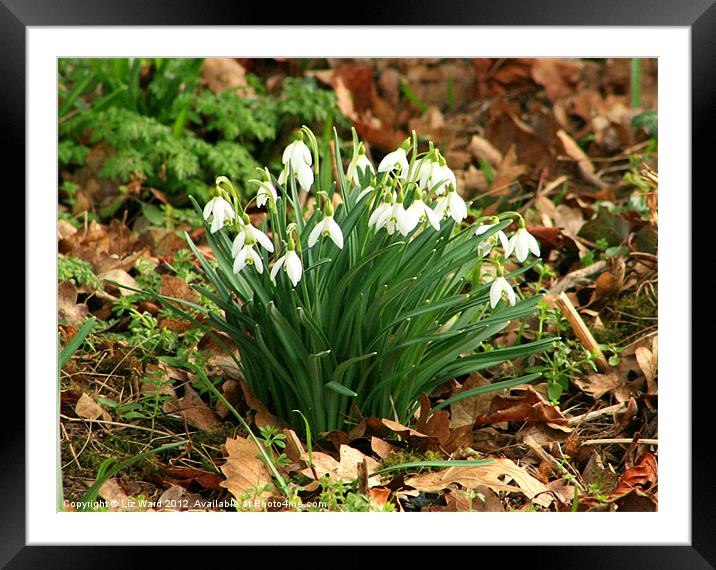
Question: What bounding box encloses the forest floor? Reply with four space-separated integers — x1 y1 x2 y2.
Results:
59 57 658 512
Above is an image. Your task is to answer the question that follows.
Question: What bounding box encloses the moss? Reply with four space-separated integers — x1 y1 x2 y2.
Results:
594 285 657 345
379 448 443 479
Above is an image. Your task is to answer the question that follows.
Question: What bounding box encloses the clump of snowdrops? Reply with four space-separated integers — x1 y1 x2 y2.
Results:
185 126 552 434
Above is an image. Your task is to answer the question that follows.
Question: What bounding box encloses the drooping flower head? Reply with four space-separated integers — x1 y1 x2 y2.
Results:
475 219 510 258
433 184 467 224
377 139 411 181
270 237 303 287
489 275 516 309
203 177 236 233
404 190 441 232
232 213 274 257
308 201 344 249
347 143 375 186
280 134 314 192
507 222 541 262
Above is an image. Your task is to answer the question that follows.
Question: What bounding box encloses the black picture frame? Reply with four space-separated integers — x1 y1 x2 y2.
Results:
7 1 708 567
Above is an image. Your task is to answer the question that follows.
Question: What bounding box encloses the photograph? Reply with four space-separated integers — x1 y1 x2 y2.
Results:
57 56 660 514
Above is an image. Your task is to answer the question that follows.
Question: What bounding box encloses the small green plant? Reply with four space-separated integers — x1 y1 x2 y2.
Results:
58 256 103 291
59 59 347 205
157 126 553 435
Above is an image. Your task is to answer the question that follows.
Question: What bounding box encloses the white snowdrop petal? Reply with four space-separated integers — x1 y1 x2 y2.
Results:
232 232 246 257
203 199 214 220
270 256 286 282
328 218 344 249
506 280 516 306
286 253 303 286
528 233 541 257
297 164 314 192
490 279 502 309
253 227 275 253
308 222 323 248
498 231 510 253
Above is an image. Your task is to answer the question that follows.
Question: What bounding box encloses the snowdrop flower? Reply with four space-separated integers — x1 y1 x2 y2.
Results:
279 162 314 193
377 147 409 180
507 225 541 262
405 192 441 231
475 221 509 258
308 204 344 249
489 275 516 308
378 198 418 237
433 185 467 224
203 195 235 234
423 157 457 195
270 240 303 287
280 137 314 192
255 180 277 209
347 147 375 185
282 138 312 172
232 217 274 256
233 244 263 274
368 192 394 229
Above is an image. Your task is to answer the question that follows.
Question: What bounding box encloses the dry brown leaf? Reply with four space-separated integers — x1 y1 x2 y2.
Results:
635 345 657 395
220 436 273 501
99 478 132 511
468 135 502 167
75 393 110 422
449 373 495 429
556 129 608 188
202 58 249 94
240 379 287 429
99 268 137 297
58 281 89 326
299 445 381 487
405 458 553 508
370 436 399 460
177 384 220 431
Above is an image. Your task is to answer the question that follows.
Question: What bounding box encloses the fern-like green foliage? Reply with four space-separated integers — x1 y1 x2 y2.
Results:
58 59 347 204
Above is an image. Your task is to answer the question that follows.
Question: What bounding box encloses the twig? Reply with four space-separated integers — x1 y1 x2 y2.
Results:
524 435 584 492
582 438 657 446
547 261 608 296
567 403 627 427
555 292 608 372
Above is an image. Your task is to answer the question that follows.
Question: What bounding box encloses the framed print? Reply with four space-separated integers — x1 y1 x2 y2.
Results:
6 0 710 567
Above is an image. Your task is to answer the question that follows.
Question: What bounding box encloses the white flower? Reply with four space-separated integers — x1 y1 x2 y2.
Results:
348 154 375 185
368 196 393 229
424 161 457 195
489 276 516 308
233 244 263 274
280 139 314 192
279 162 314 193
507 227 541 262
282 139 312 172
410 157 434 189
308 215 344 249
270 250 303 287
433 188 467 224
380 202 415 236
256 180 277 209
203 196 235 234
405 197 441 231
232 222 274 255
377 148 409 180
475 223 510 257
